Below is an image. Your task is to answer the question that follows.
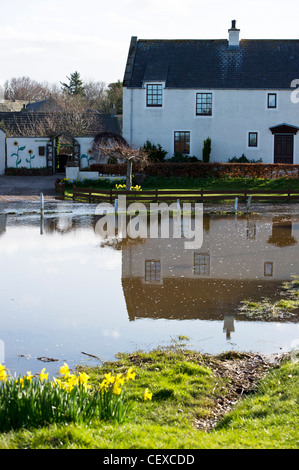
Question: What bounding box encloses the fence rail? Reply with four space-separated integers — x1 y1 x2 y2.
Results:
57 185 299 204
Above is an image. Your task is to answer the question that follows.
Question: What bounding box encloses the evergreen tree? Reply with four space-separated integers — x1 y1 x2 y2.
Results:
60 71 84 96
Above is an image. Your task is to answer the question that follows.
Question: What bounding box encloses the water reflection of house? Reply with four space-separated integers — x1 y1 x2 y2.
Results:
0 215 7 237
121 215 299 337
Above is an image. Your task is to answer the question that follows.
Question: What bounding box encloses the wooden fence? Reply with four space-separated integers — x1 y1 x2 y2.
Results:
59 185 299 204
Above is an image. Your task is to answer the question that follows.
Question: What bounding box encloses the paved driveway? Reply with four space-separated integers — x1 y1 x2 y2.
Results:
0 175 59 199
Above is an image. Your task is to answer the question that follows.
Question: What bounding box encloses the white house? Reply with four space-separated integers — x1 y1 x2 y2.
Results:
0 129 5 175
122 21 299 164
0 109 122 175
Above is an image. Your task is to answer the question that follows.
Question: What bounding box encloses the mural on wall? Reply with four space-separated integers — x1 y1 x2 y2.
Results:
80 149 95 167
11 141 26 168
26 150 35 169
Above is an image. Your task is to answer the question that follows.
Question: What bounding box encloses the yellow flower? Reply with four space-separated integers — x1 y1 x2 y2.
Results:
99 379 108 391
18 377 24 388
60 363 70 377
105 372 115 384
39 368 49 382
66 374 78 390
0 365 8 382
112 383 122 395
78 371 90 385
144 388 153 401
115 374 125 386
52 377 62 388
126 368 136 381
25 371 33 383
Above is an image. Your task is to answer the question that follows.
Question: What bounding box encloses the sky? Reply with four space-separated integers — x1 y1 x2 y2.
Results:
0 0 298 89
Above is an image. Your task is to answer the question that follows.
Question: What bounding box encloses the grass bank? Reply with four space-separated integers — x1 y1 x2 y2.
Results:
60 176 299 203
0 339 298 449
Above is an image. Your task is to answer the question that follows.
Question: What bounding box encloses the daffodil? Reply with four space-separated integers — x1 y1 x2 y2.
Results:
39 368 49 382
24 371 33 383
144 388 153 401
126 368 136 381
112 383 122 395
78 371 90 385
105 372 115 384
115 374 125 386
60 363 70 377
18 377 24 388
0 365 8 382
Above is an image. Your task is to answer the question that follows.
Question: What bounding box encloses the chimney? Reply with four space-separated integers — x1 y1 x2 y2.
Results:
228 20 240 48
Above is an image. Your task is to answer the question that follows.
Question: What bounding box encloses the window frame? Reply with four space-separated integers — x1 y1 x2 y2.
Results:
248 132 258 147
264 262 273 277
194 252 210 276
174 131 191 155
267 93 277 109
145 259 161 283
38 146 45 156
146 84 163 107
196 92 213 116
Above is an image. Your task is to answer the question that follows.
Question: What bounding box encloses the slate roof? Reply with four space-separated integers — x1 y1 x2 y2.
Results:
24 96 60 113
123 38 299 89
0 111 121 137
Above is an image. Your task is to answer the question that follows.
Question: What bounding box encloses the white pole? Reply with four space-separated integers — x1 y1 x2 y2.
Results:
234 197 238 213
40 192 44 235
114 198 118 213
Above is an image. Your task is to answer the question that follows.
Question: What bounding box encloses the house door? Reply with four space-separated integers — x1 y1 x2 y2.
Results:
274 135 294 163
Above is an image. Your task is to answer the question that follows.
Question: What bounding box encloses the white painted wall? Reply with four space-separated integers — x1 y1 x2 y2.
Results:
77 137 95 169
123 87 299 163
6 137 50 169
0 129 5 175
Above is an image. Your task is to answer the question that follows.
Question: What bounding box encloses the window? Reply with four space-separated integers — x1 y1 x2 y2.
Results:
38 146 45 156
145 260 161 282
174 131 190 154
194 252 210 276
264 262 273 277
248 132 258 147
267 93 277 108
146 84 162 107
196 93 212 116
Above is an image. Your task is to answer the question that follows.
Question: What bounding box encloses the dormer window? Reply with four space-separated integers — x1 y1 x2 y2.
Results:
267 93 277 108
146 84 162 107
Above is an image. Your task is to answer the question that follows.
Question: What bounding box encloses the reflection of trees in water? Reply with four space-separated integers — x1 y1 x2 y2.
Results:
267 217 297 247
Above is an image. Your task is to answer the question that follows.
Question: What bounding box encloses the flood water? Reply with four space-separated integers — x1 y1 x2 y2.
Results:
0 200 298 377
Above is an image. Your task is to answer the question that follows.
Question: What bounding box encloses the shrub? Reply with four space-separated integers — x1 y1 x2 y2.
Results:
169 152 199 162
228 154 262 163
90 162 299 179
202 137 212 162
142 140 167 162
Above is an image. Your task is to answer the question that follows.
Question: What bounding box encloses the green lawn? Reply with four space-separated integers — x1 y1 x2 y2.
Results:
0 342 298 449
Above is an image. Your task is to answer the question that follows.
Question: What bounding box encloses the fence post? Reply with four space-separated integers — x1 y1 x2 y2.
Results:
89 187 92 203
110 188 113 204
246 195 252 213
234 197 238 213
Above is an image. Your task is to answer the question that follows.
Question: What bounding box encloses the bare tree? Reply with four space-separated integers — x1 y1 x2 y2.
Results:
94 137 148 190
4 76 50 102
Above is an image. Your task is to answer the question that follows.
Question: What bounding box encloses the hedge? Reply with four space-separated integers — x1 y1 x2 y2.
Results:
90 162 299 179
